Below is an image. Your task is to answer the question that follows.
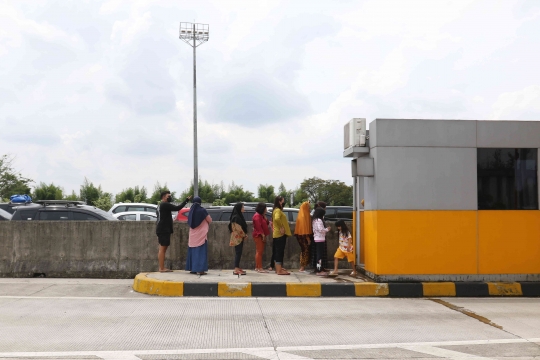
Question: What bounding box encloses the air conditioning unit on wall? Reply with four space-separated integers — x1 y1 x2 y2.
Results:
344 118 366 149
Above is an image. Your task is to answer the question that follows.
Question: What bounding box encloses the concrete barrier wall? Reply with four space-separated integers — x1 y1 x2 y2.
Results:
0 221 350 278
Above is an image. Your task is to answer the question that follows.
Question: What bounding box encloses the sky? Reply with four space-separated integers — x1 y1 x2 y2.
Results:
1 0 540 197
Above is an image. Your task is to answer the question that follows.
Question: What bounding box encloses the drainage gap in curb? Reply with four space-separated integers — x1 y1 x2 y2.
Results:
428 298 503 330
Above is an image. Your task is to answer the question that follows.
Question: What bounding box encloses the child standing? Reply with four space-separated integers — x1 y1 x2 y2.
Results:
312 208 331 276
331 220 357 277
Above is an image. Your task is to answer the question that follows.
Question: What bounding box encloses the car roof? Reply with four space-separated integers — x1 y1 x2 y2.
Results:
111 203 157 208
113 211 157 216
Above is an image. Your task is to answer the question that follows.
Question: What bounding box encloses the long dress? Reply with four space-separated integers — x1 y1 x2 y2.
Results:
185 215 212 273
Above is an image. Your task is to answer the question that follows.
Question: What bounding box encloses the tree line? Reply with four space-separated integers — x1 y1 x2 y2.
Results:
0 154 353 210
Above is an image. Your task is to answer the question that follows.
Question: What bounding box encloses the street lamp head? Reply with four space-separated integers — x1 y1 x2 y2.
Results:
179 22 209 46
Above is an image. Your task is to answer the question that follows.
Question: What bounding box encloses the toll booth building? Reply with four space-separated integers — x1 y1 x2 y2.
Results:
345 119 540 282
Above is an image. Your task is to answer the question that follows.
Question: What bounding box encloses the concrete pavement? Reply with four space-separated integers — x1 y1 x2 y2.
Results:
1 278 540 359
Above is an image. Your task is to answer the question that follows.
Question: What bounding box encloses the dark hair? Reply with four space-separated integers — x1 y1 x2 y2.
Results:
160 190 171 199
335 220 351 237
255 202 266 215
273 196 283 210
315 201 327 209
313 207 325 221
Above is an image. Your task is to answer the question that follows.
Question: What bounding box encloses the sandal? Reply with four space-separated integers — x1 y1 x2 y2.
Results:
316 271 328 276
277 272 290 275
233 271 247 275
256 269 268 273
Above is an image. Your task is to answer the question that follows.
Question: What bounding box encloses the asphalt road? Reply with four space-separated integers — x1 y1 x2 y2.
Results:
0 278 539 360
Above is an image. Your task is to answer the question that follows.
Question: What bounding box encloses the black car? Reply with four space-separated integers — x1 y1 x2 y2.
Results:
311 206 353 221
205 206 299 222
0 202 23 214
11 200 117 221
0 208 12 220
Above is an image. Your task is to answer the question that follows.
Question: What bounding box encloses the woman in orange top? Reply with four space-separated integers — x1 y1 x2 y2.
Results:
294 201 312 273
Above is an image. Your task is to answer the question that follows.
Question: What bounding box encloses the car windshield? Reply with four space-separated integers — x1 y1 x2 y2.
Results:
81 206 117 220
0 208 12 220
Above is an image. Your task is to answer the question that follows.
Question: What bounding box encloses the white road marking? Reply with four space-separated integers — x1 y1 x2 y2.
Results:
0 338 539 359
399 345 494 359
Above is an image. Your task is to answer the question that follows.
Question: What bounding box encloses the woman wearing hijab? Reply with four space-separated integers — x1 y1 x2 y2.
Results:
252 202 270 273
294 201 312 273
229 202 248 275
185 197 212 275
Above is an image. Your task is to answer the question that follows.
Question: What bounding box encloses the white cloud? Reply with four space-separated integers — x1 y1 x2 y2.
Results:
1 0 540 198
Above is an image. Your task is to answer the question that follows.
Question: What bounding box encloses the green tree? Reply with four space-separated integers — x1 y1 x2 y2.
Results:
222 182 254 204
277 182 294 206
79 178 105 206
63 191 80 201
115 186 148 203
33 182 63 201
149 182 176 204
0 154 33 201
93 192 113 211
179 179 222 203
300 177 353 206
257 184 275 203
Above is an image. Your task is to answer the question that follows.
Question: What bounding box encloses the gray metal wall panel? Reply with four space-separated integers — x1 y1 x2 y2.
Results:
476 121 540 148
374 146 478 210
368 120 377 149
363 148 377 210
373 119 476 148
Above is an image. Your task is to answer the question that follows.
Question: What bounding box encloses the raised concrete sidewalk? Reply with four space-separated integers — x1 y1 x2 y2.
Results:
132 270 540 297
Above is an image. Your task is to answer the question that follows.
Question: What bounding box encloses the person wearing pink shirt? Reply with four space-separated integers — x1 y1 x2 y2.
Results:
185 196 212 275
252 202 270 273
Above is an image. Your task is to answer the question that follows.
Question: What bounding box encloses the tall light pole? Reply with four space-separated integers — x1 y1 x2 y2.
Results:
179 22 209 197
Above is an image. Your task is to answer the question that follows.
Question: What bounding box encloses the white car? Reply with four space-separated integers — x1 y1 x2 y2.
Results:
108 203 157 215
113 211 157 221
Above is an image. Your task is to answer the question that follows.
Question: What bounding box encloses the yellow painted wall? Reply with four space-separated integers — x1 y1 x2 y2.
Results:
364 211 477 275
478 211 540 274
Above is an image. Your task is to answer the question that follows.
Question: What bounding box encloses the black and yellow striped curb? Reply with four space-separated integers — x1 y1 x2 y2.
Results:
132 274 540 297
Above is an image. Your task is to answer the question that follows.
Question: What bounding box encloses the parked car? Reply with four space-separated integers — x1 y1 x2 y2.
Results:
0 208 12 220
11 200 117 221
311 206 353 221
0 202 24 214
108 203 157 215
113 211 157 221
203 206 299 222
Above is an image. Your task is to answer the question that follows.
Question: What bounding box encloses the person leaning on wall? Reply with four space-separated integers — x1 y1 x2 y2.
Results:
155 191 191 273
271 195 291 275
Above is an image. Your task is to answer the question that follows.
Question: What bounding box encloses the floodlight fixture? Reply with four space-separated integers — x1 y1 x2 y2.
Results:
179 22 209 197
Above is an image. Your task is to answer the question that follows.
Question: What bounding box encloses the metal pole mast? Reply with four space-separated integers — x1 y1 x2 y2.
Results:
179 22 208 199
192 23 198 197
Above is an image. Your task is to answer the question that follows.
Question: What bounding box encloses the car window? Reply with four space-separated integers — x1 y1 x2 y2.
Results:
336 209 353 219
208 211 221 221
73 212 100 220
19 210 38 220
39 211 69 220
324 209 336 219
118 214 137 221
127 206 145 212
243 211 254 221
290 211 298 221
145 207 157 214
113 206 127 213
140 214 156 221
220 211 232 221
